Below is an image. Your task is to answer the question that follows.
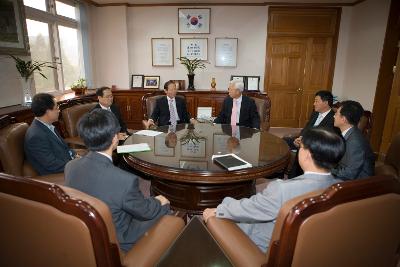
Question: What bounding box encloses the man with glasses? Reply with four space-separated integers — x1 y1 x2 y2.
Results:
94 87 129 140
25 93 78 175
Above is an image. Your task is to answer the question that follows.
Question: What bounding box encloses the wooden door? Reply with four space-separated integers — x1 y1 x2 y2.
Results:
266 7 340 127
380 45 400 154
266 37 307 127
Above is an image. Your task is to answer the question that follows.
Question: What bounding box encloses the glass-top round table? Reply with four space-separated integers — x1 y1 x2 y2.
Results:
123 123 289 214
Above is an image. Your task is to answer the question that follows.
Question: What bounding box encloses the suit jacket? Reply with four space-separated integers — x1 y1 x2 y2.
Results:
332 127 375 180
65 152 170 252
216 173 341 252
214 95 260 129
151 96 191 127
93 103 128 133
300 109 339 136
24 119 75 175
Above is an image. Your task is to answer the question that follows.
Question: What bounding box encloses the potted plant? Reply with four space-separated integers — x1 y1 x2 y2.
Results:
10 55 56 106
177 57 207 90
70 78 87 95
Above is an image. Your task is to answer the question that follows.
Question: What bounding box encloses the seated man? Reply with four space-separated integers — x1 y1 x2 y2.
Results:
332 100 375 180
214 80 260 129
93 86 130 140
25 93 77 175
65 109 170 252
144 80 195 128
287 90 339 178
203 128 345 252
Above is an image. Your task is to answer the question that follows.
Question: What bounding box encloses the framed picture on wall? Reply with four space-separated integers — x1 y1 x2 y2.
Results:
131 74 144 88
0 0 29 55
215 38 238 67
171 80 185 90
151 38 174 66
143 76 160 89
246 76 260 91
230 75 247 89
180 38 208 60
178 8 211 34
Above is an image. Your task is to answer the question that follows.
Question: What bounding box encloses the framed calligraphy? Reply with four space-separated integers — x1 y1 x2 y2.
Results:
180 38 208 60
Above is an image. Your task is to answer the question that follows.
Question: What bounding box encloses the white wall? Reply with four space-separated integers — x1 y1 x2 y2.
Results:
334 0 390 110
0 57 25 107
127 6 267 91
89 6 130 88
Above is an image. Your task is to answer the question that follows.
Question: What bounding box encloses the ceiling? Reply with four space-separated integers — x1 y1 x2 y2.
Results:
90 0 359 5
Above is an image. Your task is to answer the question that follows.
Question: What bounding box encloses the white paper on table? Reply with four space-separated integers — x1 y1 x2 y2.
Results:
117 143 151 153
134 130 163 137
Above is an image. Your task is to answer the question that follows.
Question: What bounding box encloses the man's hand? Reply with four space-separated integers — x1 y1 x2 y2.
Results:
293 136 302 148
155 195 170 206
202 208 217 223
118 132 128 141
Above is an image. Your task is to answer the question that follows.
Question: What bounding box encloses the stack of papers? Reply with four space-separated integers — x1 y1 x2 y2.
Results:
117 143 151 154
212 153 252 171
134 130 163 136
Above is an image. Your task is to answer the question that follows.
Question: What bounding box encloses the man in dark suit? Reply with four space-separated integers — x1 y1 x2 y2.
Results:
145 80 195 128
65 109 171 252
287 90 339 178
332 100 375 180
24 93 77 175
214 80 260 129
93 87 129 140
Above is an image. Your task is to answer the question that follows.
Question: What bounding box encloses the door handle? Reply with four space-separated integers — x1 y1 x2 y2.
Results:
297 88 303 92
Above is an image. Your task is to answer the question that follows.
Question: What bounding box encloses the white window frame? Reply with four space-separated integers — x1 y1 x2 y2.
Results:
24 0 84 94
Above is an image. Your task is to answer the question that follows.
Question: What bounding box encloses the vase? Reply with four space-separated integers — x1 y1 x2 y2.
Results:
211 77 216 91
187 74 195 90
20 77 33 106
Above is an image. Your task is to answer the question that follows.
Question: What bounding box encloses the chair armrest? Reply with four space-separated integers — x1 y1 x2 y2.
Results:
206 217 266 267
123 215 185 267
375 164 398 178
32 173 64 185
64 136 85 147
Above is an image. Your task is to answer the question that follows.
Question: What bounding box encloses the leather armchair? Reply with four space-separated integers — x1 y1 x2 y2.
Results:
60 102 97 147
375 132 400 179
0 173 185 267
206 176 400 267
246 94 271 131
0 116 64 184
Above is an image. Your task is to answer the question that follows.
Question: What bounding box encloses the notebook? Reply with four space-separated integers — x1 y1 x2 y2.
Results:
212 153 252 171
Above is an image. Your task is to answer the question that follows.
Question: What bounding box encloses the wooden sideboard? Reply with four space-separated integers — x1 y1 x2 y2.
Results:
0 89 268 133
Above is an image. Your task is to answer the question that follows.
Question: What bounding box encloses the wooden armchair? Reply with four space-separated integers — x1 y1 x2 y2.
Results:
206 175 400 267
0 173 185 267
0 115 64 184
141 92 186 129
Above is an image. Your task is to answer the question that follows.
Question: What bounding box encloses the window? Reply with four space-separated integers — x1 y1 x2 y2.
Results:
24 0 85 93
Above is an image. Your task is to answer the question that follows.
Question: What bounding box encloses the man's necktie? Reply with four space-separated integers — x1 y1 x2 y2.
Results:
231 100 237 126
169 99 176 123
314 113 323 126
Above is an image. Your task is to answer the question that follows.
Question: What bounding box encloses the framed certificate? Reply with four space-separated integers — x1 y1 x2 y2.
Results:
180 38 208 60
215 38 238 67
246 76 260 91
131 74 144 89
151 38 174 66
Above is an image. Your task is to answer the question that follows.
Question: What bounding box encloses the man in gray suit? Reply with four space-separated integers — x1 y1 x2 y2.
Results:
203 128 345 252
65 109 170 252
332 100 375 180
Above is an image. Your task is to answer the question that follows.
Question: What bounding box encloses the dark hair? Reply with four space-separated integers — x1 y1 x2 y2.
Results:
301 127 345 170
31 93 56 117
315 90 334 107
339 100 364 126
164 80 175 90
96 87 111 97
78 109 121 151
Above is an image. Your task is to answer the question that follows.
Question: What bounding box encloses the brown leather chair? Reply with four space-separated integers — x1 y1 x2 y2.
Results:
206 175 400 267
60 102 98 146
376 132 400 179
0 116 64 184
0 173 185 267
141 92 186 129
246 93 271 131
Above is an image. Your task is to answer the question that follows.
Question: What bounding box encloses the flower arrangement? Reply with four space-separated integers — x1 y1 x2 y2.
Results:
180 124 206 145
70 78 87 95
177 57 207 75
